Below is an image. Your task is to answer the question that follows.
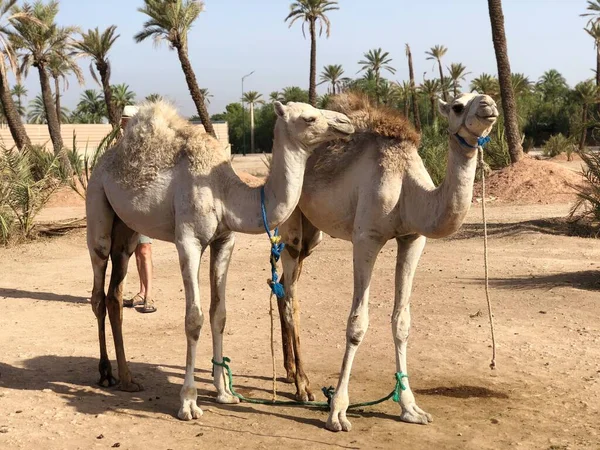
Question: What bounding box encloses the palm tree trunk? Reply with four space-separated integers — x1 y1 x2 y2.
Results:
580 105 588 150
98 62 119 128
0 68 31 151
453 82 458 98
403 97 409 118
375 71 380 105
250 102 255 153
596 46 600 115
488 0 523 164
308 18 317 107
437 60 448 101
430 97 437 125
54 76 61 127
406 44 421 132
37 63 64 155
174 44 216 138
331 81 336 96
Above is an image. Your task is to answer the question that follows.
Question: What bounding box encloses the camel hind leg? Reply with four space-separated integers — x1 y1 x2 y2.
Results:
106 217 142 392
86 181 117 387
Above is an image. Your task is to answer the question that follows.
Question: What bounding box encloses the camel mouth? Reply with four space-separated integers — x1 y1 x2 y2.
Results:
478 114 498 122
331 122 355 136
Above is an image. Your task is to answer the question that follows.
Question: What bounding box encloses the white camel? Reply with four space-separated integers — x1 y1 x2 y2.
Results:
85 100 354 420
272 92 499 431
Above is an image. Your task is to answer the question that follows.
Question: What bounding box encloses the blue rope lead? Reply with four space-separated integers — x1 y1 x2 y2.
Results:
260 186 286 299
454 133 491 149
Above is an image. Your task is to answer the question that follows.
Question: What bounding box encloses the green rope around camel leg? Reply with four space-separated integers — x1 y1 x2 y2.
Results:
211 357 407 409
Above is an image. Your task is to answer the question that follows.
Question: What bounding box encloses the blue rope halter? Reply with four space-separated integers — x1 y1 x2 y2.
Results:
454 133 491 149
260 186 286 298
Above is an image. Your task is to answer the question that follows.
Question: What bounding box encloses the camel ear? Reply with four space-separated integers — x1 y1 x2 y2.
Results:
274 101 287 119
438 98 451 118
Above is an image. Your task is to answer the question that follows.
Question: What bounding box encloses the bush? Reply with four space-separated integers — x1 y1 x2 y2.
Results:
418 126 448 186
569 150 600 230
542 133 576 159
0 146 62 244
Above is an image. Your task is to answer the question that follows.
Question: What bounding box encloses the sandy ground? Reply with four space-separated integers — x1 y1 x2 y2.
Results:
1 157 600 449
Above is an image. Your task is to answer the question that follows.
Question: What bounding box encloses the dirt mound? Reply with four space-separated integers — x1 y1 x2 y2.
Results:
473 157 583 204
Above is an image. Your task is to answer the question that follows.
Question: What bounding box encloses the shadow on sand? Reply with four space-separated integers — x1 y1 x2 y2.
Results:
0 287 87 304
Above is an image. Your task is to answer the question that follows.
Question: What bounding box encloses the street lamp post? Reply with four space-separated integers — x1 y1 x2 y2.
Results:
241 70 255 156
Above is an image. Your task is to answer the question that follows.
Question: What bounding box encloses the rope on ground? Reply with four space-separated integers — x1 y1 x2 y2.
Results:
211 357 407 409
478 146 497 370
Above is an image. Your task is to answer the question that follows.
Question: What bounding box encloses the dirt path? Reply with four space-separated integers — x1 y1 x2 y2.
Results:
1 201 600 449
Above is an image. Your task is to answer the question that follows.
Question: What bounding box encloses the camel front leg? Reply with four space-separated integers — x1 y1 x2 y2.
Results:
393 235 432 424
176 234 204 421
327 235 384 432
209 232 239 404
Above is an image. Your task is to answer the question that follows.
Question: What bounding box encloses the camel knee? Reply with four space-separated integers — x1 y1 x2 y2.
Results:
347 313 369 346
186 307 204 341
91 292 106 317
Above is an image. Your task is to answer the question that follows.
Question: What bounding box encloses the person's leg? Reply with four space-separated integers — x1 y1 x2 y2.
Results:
135 244 147 298
136 235 155 313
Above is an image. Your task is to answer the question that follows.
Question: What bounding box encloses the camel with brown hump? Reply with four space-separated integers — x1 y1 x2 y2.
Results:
269 92 499 431
85 100 354 420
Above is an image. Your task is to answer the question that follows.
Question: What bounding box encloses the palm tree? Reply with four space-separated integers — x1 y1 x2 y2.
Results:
419 79 441 125
281 86 309 103
111 83 135 114
405 43 421 131
47 52 84 126
319 64 344 95
470 73 499 97
72 89 106 123
425 45 449 101
575 80 599 150
536 69 568 101
135 0 215 137
10 83 27 116
581 0 600 23
72 26 120 128
145 93 163 103
585 22 600 114
510 73 532 97
447 62 470 97
0 0 32 150
199 87 212 105
242 91 264 153
488 0 523 164
27 93 69 124
395 81 411 118
285 0 339 106
378 80 400 106
358 48 395 104
269 91 282 102
11 0 77 156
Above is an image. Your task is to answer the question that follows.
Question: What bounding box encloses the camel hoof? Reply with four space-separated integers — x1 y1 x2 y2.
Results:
216 393 240 404
98 374 118 388
400 405 433 425
119 379 144 392
294 390 315 402
326 411 352 432
178 400 203 421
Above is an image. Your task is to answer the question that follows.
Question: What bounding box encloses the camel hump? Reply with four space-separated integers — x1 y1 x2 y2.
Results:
110 101 227 188
326 92 420 146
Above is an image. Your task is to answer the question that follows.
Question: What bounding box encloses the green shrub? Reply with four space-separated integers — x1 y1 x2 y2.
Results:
418 126 448 186
542 133 576 158
570 150 600 230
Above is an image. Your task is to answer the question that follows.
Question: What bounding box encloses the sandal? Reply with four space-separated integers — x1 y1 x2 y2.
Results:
137 298 157 314
124 293 144 308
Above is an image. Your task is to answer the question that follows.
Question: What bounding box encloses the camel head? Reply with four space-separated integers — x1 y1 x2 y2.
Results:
274 101 354 149
438 92 499 143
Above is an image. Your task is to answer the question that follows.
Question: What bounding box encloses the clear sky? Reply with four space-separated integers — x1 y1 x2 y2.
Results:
11 0 595 117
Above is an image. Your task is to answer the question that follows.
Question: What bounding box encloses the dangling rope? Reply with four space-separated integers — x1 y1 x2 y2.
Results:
260 186 285 299
477 140 497 370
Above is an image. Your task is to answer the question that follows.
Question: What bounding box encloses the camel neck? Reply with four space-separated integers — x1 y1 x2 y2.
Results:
222 121 308 233
407 137 478 238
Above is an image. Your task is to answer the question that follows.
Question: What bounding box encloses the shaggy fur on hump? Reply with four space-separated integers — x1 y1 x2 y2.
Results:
310 92 421 177
108 101 227 188
326 91 420 146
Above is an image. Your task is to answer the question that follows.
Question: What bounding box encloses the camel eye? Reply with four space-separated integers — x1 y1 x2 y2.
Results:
452 104 465 114
303 116 317 123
